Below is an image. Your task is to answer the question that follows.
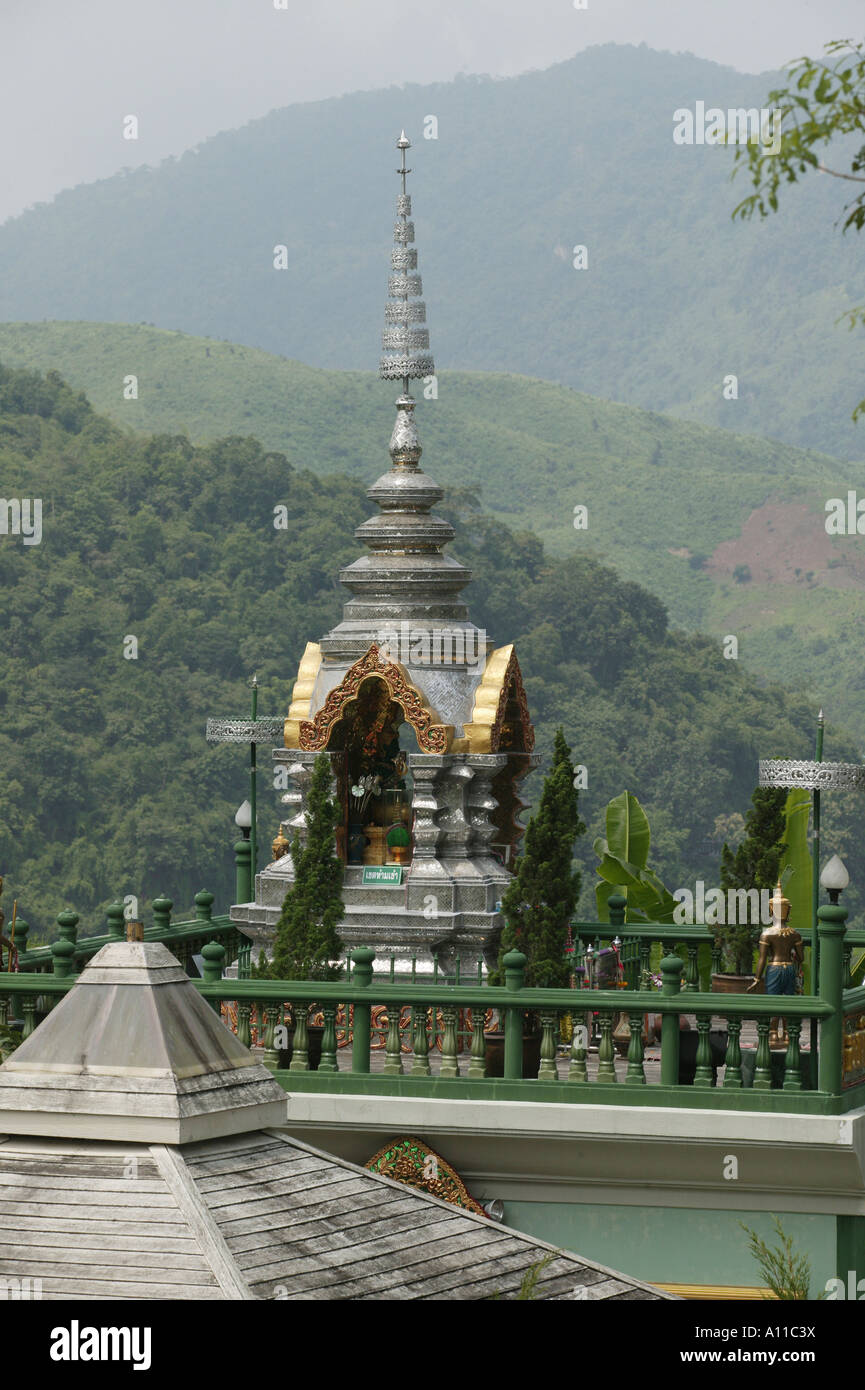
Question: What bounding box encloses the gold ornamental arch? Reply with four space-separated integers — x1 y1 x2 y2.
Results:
284 643 453 753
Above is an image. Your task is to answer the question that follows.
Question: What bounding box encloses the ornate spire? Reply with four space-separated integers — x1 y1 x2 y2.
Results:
318 133 483 667
380 131 435 389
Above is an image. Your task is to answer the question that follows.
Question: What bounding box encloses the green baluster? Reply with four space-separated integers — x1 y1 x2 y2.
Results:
843 946 853 990
21 994 36 1039
0 996 8 1026
290 1001 310 1071
568 1012 588 1083
783 1017 803 1092
723 1016 743 1088
754 1017 773 1090
684 944 700 994
412 1004 431 1076
711 941 723 978
596 1010 617 1083
152 895 173 937
626 1010 646 1084
440 1004 459 1079
237 999 252 1049
319 1004 338 1073
262 1001 278 1071
106 901 125 941
538 1009 558 1080
384 1000 403 1075
194 889 214 922
639 939 651 982
469 1006 487 1078
693 1013 713 1088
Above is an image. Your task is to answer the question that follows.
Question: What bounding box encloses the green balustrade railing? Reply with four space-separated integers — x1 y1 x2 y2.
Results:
2 897 862 1116
12 890 240 976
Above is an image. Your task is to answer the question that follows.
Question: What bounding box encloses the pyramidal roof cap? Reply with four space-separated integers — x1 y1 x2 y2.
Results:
0 941 286 1144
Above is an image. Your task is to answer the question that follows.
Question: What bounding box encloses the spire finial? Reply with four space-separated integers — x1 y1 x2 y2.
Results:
380 130 434 414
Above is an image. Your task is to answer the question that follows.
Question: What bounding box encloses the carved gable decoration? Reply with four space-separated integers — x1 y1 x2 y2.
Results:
364 1136 487 1216
297 645 453 754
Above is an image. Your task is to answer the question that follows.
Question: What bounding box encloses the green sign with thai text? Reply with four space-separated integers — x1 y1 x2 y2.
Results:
361 865 403 887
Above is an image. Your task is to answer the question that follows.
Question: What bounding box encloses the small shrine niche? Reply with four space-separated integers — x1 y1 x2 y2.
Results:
326 675 417 867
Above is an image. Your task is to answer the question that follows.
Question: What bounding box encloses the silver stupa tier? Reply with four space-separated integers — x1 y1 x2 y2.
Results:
758 759 865 792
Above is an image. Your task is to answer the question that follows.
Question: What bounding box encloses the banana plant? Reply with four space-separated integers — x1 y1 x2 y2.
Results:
594 790 676 924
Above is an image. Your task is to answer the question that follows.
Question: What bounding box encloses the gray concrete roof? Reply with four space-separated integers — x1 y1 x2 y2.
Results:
0 942 286 1143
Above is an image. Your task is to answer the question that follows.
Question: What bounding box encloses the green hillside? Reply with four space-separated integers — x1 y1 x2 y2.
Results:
2 320 864 747
1 362 858 936
0 44 863 457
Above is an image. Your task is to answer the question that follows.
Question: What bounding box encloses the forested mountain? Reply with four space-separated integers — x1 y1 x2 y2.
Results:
0 364 858 937
0 44 863 456
2 322 864 749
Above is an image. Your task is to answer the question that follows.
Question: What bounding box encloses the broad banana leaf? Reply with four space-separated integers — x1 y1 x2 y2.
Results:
595 790 676 923
777 788 812 989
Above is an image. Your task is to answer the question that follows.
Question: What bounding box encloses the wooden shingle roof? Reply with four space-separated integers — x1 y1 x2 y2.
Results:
0 1129 670 1301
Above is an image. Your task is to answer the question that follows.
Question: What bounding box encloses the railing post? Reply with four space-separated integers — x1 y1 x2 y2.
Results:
50 938 76 979
56 910 79 949
235 837 252 906
608 893 626 929
194 890 215 923
351 947 375 1075
106 901 125 941
201 941 226 1014
659 953 683 1087
14 919 28 956
818 899 848 1096
502 950 526 1081
152 895 173 936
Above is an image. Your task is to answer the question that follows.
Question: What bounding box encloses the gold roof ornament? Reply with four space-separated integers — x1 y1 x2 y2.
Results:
768 881 792 925
272 824 291 861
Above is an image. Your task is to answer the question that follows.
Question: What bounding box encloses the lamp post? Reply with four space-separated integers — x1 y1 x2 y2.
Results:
206 675 285 905
234 799 252 907
818 853 849 1096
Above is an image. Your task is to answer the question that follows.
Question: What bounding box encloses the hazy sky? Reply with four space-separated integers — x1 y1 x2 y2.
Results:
1 0 861 222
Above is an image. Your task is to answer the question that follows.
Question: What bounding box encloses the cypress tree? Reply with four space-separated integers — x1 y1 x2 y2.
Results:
718 785 787 973
269 752 345 981
495 728 586 988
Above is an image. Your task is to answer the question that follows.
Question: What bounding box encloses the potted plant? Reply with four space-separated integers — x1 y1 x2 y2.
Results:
386 823 411 864
713 786 787 992
254 751 345 1069
486 729 585 1077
